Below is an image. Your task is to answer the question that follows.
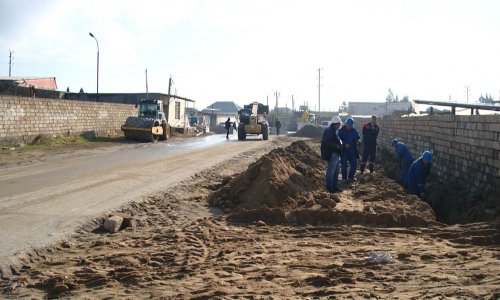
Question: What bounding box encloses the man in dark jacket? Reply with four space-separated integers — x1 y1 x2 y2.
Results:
360 115 380 173
224 118 231 139
408 151 432 200
321 116 343 193
275 119 281 135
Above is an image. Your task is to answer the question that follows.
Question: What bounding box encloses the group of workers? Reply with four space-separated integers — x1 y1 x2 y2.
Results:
321 115 432 200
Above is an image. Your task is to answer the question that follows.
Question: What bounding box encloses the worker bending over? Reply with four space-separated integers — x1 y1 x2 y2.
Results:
408 151 433 200
392 138 413 188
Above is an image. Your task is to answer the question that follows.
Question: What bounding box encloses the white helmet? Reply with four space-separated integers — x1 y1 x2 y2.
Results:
331 116 342 124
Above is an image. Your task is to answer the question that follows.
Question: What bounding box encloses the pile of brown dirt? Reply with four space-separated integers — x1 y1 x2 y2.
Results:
293 124 324 138
209 140 331 211
209 140 437 227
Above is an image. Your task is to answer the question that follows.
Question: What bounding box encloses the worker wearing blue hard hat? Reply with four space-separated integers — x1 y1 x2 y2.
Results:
392 138 414 188
338 117 360 183
408 151 433 200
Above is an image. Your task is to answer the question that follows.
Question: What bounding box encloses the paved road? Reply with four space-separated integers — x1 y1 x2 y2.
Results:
0 133 266 273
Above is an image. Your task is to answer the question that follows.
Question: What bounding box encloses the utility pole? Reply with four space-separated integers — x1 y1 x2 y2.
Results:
318 68 323 115
8 49 14 76
145 69 149 99
166 75 173 123
274 90 280 124
292 94 295 112
465 85 470 103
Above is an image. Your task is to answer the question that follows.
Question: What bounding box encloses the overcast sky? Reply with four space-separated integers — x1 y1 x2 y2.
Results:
1 0 499 110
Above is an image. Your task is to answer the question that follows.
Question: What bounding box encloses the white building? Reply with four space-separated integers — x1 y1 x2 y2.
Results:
201 101 242 128
348 101 412 116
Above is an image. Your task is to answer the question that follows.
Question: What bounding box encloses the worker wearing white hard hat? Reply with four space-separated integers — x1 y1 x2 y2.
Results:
321 116 343 193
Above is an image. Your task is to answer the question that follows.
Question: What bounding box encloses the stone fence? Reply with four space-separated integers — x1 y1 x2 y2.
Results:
0 96 135 146
375 115 499 194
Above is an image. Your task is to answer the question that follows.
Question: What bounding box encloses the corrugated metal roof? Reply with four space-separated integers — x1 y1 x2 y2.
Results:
0 76 55 80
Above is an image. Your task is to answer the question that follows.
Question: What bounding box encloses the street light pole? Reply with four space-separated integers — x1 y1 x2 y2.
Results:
89 32 99 102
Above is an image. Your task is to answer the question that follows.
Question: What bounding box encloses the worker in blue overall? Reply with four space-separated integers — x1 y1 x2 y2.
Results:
338 117 360 182
392 138 414 188
408 151 433 200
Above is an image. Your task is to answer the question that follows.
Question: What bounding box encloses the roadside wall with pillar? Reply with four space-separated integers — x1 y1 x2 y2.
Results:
0 96 136 146
376 114 500 194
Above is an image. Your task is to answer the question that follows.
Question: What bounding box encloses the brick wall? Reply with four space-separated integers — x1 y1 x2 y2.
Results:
0 96 135 146
376 115 500 194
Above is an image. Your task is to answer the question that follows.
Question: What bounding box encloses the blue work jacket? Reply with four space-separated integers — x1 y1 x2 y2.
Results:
338 125 360 155
408 157 432 194
396 142 413 163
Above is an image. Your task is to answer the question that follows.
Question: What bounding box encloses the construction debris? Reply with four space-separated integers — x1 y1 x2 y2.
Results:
103 215 123 233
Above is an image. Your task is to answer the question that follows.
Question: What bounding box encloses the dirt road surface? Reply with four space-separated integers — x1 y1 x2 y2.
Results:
0 134 271 271
1 136 499 299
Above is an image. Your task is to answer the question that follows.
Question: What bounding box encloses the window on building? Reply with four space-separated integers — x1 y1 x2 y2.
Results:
175 102 181 120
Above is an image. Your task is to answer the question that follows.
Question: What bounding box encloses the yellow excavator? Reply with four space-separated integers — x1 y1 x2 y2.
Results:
121 99 170 142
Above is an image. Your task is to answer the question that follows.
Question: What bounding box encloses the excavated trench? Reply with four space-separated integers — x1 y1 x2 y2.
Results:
209 140 438 228
378 148 498 224
209 137 497 226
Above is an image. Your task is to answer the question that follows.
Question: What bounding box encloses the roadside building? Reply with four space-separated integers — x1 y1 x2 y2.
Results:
0 76 59 97
348 101 412 116
201 101 241 131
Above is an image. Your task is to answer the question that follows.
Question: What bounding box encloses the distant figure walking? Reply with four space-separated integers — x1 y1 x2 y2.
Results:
408 151 433 200
360 115 380 174
275 119 281 135
225 118 231 139
338 117 360 182
392 138 413 188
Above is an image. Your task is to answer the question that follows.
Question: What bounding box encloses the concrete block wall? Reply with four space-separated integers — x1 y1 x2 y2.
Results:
0 96 136 146
376 115 500 193
0 80 15 94
0 81 64 99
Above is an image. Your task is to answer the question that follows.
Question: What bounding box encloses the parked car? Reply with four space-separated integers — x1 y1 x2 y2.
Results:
320 121 330 129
